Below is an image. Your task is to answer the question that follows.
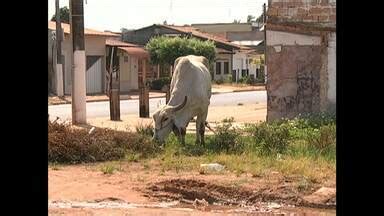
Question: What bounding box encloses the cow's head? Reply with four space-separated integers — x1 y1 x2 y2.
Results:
152 96 188 143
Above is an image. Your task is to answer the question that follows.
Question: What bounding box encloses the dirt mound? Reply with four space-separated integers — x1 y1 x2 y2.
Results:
145 179 335 209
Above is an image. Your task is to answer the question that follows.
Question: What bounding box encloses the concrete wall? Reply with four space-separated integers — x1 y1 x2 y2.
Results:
266 29 336 121
266 0 336 121
268 0 336 25
266 30 325 121
327 32 336 108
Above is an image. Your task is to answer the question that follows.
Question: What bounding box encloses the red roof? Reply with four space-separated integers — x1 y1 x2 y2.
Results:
106 39 138 47
159 25 242 49
48 21 119 37
118 46 149 59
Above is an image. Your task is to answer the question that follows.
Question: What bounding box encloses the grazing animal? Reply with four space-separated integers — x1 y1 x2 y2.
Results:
152 55 212 145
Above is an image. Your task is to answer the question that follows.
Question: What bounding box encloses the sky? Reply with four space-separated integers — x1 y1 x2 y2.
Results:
48 0 267 32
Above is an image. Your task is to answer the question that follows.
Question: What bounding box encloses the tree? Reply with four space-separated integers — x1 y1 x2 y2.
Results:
51 6 70 24
145 36 216 66
247 15 255 23
232 19 241 24
256 13 264 23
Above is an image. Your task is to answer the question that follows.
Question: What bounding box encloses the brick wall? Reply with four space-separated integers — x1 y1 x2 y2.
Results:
267 0 336 25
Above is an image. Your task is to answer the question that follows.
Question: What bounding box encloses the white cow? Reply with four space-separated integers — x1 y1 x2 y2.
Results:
152 55 212 145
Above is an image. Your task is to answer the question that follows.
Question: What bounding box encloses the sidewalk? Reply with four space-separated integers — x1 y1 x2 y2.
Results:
48 85 265 105
48 91 165 105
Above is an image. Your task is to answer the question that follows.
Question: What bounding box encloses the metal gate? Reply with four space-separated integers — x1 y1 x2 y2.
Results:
86 56 102 94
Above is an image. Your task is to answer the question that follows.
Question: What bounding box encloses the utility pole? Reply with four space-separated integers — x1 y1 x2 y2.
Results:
70 0 87 124
55 0 64 96
263 3 267 85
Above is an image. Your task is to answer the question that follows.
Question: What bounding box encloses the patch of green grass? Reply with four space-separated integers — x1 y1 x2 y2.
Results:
124 152 141 162
49 162 61 171
100 162 123 175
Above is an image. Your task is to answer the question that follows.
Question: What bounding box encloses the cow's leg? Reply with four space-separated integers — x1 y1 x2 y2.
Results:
173 124 186 145
196 111 208 146
180 127 186 145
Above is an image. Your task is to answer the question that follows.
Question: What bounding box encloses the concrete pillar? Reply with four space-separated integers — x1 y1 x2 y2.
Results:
70 0 87 124
72 51 87 124
56 64 64 96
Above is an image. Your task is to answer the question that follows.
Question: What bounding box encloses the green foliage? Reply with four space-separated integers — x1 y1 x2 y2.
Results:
135 122 154 137
51 6 70 24
150 77 171 90
145 36 216 66
247 15 256 23
306 124 336 155
245 122 291 155
211 117 243 153
238 76 256 84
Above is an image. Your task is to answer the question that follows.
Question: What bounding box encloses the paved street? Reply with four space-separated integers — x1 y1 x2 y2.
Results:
48 90 267 120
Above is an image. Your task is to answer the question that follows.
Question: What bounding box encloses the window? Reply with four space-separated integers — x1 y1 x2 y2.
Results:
124 56 129 62
223 62 229 74
215 62 221 75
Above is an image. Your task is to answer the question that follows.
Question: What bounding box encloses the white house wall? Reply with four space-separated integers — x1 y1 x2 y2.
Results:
213 53 232 81
60 35 107 95
130 57 139 90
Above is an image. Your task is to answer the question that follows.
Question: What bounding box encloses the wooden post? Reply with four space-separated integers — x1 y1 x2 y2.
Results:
109 47 120 121
165 64 173 104
165 85 170 103
70 0 87 124
139 59 149 117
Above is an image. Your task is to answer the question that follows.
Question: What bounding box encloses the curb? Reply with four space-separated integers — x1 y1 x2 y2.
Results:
48 89 266 106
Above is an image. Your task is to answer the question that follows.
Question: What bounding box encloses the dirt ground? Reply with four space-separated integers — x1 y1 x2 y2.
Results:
48 96 336 215
49 161 335 215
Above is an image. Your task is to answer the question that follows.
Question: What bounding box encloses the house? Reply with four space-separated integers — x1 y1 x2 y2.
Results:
48 21 149 95
105 39 150 93
121 24 245 81
191 22 265 52
190 22 266 82
265 0 336 121
48 21 119 95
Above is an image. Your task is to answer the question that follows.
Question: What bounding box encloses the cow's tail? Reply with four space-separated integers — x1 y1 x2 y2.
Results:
205 121 215 133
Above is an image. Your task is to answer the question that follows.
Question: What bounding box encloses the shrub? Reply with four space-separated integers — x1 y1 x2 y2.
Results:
224 75 233 83
245 122 291 155
306 124 336 154
48 120 159 164
292 112 336 129
150 77 171 90
211 117 243 153
215 78 224 84
135 122 154 137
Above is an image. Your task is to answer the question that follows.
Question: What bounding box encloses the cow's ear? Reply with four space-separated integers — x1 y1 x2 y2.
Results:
202 57 209 69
